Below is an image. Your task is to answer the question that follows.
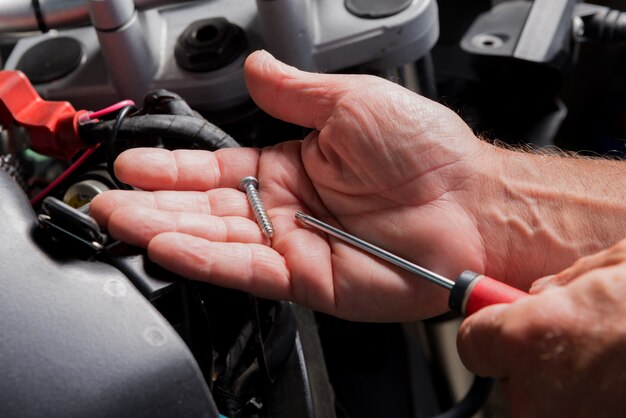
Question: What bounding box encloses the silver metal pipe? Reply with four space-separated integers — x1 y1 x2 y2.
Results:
295 211 455 290
86 0 158 102
255 0 315 70
0 0 186 33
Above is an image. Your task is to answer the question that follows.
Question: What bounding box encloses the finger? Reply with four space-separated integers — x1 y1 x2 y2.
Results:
147 232 293 301
107 206 265 248
529 274 556 294
90 188 250 228
244 50 359 129
114 147 260 191
534 242 626 291
457 303 511 378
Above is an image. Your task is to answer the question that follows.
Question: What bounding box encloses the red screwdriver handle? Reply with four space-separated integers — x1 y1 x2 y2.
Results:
449 271 528 316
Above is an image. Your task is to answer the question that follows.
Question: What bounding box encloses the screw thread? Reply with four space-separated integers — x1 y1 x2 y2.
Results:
245 183 274 238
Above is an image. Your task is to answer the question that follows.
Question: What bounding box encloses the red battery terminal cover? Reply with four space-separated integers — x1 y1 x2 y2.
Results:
0 70 88 160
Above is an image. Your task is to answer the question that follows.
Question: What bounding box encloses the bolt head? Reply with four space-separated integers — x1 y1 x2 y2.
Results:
239 176 259 191
175 17 247 72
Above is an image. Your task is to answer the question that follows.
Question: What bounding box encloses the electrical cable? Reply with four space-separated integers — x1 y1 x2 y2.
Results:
85 99 136 121
429 376 495 418
79 89 239 150
30 143 101 206
31 0 48 33
140 89 198 117
80 114 240 150
31 103 136 206
107 105 135 190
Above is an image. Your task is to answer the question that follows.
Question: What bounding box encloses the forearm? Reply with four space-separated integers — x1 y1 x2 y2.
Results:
477 146 626 289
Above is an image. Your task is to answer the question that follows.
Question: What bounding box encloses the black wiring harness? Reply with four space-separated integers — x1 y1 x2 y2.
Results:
79 89 240 152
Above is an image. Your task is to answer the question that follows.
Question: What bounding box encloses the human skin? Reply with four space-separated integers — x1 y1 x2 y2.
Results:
458 239 626 417
91 50 626 416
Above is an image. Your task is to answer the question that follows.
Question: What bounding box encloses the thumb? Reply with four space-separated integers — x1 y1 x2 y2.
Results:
244 50 349 129
457 303 511 378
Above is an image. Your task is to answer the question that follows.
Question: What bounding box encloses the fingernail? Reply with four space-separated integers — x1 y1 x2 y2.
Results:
258 49 275 59
255 49 294 74
529 275 555 294
254 49 276 65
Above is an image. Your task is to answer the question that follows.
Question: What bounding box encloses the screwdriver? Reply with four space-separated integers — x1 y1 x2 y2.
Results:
295 211 527 316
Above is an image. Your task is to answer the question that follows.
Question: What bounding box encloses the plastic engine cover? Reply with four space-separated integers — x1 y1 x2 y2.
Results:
0 169 218 417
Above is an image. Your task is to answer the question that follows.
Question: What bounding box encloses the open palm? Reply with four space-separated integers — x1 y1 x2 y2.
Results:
91 51 495 321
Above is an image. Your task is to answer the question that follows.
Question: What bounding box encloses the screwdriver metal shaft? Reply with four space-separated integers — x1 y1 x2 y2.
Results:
295 211 455 290
295 210 528 316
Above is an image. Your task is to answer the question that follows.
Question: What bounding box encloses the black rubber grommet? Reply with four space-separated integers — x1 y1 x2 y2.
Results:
16 37 83 84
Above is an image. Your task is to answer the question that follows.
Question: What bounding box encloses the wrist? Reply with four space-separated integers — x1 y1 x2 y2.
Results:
472 145 626 289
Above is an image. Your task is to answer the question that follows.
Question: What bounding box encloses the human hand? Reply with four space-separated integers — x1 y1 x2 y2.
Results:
90 50 506 321
457 238 626 418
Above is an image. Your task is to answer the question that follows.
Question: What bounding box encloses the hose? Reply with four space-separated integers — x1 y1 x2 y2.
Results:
430 376 495 418
80 114 240 151
140 89 201 118
581 8 626 42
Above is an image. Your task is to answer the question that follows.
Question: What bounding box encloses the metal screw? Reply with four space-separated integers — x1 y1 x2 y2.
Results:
239 176 274 239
